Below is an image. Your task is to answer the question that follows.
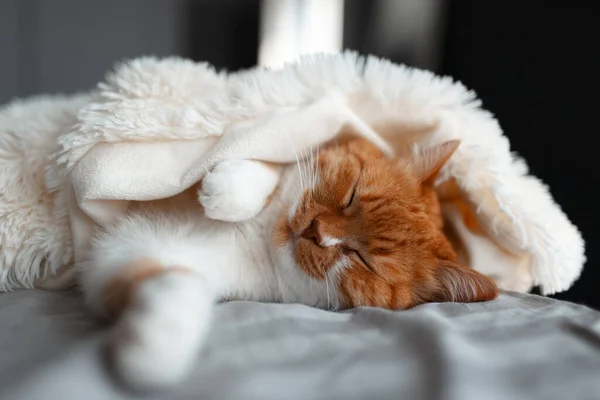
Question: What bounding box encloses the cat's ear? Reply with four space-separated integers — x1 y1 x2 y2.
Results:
430 260 498 303
411 140 460 184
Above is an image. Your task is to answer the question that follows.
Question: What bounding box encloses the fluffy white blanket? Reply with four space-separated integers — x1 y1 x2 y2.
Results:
0 52 585 295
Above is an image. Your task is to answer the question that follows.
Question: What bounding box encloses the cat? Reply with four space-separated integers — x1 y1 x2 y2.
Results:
79 136 498 389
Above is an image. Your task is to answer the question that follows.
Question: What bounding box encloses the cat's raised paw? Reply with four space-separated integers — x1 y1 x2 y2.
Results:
199 159 279 222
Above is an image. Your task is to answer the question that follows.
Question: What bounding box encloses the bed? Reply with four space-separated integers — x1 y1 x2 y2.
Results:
0 290 598 400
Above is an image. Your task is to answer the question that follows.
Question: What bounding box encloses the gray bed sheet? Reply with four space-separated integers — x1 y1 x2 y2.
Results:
0 290 599 400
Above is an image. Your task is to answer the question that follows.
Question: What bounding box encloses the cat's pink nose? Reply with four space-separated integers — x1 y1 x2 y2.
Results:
301 219 323 245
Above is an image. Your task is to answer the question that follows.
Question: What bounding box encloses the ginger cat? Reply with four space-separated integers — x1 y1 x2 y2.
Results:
80 137 497 389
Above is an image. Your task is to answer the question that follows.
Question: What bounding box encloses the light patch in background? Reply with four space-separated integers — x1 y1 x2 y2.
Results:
258 0 344 68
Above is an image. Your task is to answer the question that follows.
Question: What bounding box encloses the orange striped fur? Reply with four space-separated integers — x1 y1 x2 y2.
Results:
276 138 498 309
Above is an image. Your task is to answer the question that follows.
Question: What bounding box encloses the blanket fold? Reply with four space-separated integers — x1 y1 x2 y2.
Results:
0 52 585 295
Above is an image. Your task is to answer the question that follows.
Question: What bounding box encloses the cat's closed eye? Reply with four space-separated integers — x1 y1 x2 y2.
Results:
343 186 357 209
344 247 372 271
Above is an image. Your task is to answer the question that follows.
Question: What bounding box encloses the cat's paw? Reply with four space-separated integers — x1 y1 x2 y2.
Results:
199 159 279 222
110 273 212 390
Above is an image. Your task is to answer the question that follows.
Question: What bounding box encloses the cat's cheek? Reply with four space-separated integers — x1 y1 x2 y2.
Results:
337 267 415 310
294 242 324 280
294 242 342 280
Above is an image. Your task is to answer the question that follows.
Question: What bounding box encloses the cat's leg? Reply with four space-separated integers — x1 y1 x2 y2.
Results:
110 265 211 389
81 215 216 390
199 159 280 222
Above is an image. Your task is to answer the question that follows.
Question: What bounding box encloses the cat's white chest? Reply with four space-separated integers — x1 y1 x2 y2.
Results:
189 210 281 302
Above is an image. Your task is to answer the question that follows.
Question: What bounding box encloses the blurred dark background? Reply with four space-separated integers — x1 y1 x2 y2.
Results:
1 0 598 308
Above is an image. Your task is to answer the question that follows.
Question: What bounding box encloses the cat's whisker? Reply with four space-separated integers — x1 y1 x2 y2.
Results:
311 142 319 187
305 146 311 189
300 146 308 190
303 272 310 302
298 143 311 193
327 277 339 311
325 274 331 309
302 144 312 191
314 140 320 189
310 146 315 187
308 143 317 191
288 140 305 192
287 176 305 222
305 145 313 190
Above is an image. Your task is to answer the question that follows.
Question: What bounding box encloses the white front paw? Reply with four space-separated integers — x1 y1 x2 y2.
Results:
199 159 279 222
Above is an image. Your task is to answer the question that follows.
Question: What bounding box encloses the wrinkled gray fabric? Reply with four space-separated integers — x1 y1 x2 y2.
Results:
0 290 599 400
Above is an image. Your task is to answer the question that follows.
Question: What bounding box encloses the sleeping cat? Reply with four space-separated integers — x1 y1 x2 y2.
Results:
80 136 498 389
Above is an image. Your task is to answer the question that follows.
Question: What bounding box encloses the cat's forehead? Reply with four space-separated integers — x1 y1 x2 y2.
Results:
315 155 421 207
318 144 387 178
318 139 413 176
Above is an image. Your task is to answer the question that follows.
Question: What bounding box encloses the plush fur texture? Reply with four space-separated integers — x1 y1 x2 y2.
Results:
0 52 585 297
81 138 497 389
0 52 584 389
0 94 89 290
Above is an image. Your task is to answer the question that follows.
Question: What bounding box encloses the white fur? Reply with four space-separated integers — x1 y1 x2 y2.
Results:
0 51 586 391
112 273 213 389
0 94 89 290
199 159 280 222
321 236 342 247
0 53 584 296
80 163 339 389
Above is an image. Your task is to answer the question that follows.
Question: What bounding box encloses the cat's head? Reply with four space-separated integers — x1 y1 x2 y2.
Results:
273 137 498 310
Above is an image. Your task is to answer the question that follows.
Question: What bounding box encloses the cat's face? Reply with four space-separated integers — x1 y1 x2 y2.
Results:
273 137 498 310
